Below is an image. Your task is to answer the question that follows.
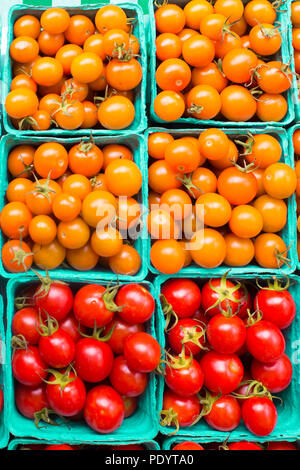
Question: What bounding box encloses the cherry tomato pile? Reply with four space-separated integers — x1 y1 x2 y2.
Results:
159 276 296 436
147 130 296 274
171 440 298 450
5 5 143 131
293 128 300 260
11 278 159 435
291 1 300 103
15 442 148 451
0 139 143 275
152 0 291 123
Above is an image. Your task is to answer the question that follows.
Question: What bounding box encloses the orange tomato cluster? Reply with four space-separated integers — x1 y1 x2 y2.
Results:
5 6 143 131
292 128 300 259
153 0 291 123
292 1 300 91
147 129 296 274
0 140 142 275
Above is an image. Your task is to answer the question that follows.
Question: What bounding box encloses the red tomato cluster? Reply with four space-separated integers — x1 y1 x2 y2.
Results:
0 140 142 275
18 443 146 451
172 440 298 450
159 276 295 436
12 279 159 434
147 130 296 274
153 0 290 123
5 6 143 131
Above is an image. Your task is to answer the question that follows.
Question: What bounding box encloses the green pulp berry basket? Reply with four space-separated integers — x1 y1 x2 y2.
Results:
0 296 9 449
154 272 300 442
288 123 300 270
6 275 158 443
8 438 160 450
145 126 297 276
0 133 148 281
162 436 299 449
3 2 147 136
148 0 295 127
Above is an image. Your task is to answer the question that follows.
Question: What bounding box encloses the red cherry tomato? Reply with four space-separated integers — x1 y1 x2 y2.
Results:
161 279 202 318
206 314 246 354
105 316 145 355
46 370 86 417
246 320 285 363
201 277 243 317
250 354 293 393
109 355 147 397
38 328 75 368
241 396 277 436
15 383 49 419
161 389 201 428
74 338 114 383
124 332 161 373
84 385 125 433
254 288 296 330
168 318 206 355
115 284 155 324
34 281 73 321
73 284 114 328
165 356 204 397
12 307 41 345
200 351 244 394
12 345 47 386
205 395 241 432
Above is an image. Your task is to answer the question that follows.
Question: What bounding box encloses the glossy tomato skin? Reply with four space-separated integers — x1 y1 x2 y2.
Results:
168 318 206 355
34 282 73 321
38 328 75 368
246 320 285 363
242 397 277 436
205 395 241 432
15 383 49 419
73 284 114 328
251 354 293 393
165 357 204 397
105 316 144 355
123 332 161 373
74 338 114 383
162 389 201 427
161 279 201 318
200 351 244 394
46 371 86 417
115 284 155 324
44 445 75 450
206 314 246 354
227 442 262 450
12 346 47 386
59 313 86 343
173 442 204 450
254 289 296 330
84 385 125 433
12 308 40 345
267 441 298 450
201 278 242 317
109 355 147 397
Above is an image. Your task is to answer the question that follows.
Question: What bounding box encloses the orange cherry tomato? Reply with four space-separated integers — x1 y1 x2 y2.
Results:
154 91 185 122
156 58 191 93
13 15 41 39
214 31 242 58
54 98 85 130
57 217 90 250
55 44 83 75
102 144 133 169
263 163 297 199
103 29 129 57
33 238 66 270
61 78 89 102
65 15 95 45
218 167 258 205
91 174 108 192
6 178 33 203
249 23 281 56
81 101 98 129
41 7 70 34
2 239 33 273
68 142 103 177
106 58 142 91
62 174 92 200
196 193 232 227
224 233 255 267
150 239 185 274
66 243 99 271
98 96 135 130
148 132 174 160
253 194 287 233
155 4 185 34
184 0 214 29
95 5 128 33
191 62 228 93
11 74 37 93
293 129 300 155
34 142 68 179
254 233 288 269
109 245 141 276
165 138 201 173
220 85 257 121
187 85 221 120
84 34 106 60
30 110 51 131
28 215 57 245
71 52 103 84
52 193 82 222
182 35 215 68
105 159 142 197
0 201 32 239
39 93 61 117
117 197 140 231
8 145 34 178
147 209 179 240
25 178 61 215
199 128 229 161
190 228 226 268
243 133 282 168
256 93 287 122
10 36 39 63
32 57 63 87
229 205 263 238
81 190 117 228
38 30 65 56
244 0 276 26
210 140 238 170
160 189 192 221
148 160 182 194
5 88 39 119
214 0 244 22
222 48 258 84
155 33 182 61
252 168 266 196
184 167 217 199
91 227 123 257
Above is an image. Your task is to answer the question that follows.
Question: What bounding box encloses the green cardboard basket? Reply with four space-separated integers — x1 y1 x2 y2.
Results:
162 436 298 449
3 2 147 136
148 0 295 127
8 438 160 450
5 275 158 443
0 296 9 449
154 272 300 442
145 127 297 276
288 123 300 270
0 133 149 281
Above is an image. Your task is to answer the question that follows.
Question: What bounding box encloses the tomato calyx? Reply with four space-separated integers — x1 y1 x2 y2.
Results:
102 284 123 312
231 379 275 401
205 272 242 315
256 275 290 292
163 346 193 371
34 407 68 429
7 236 34 272
14 295 33 310
159 407 180 435
180 321 207 350
245 307 263 326
33 270 67 299
77 135 95 154
154 0 168 9
15 154 34 178
11 334 29 351
187 103 203 116
273 244 292 269
215 58 227 78
61 79 84 102
36 311 59 337
192 389 220 425
258 21 281 39
42 364 77 392
78 321 115 342
232 158 259 174
52 95 77 119
160 294 178 332
28 172 56 203
220 17 241 41
177 173 203 198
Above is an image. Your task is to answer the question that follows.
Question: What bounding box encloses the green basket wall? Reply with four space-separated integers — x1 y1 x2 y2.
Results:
162 436 299 449
8 438 160 450
0 296 9 449
154 272 300 442
0 133 148 281
2 2 147 136
148 0 295 127
5 275 158 443
288 123 300 270
145 127 297 276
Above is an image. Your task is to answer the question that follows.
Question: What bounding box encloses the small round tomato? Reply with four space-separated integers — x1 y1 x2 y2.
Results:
34 142 68 179
91 227 123 257
173 442 204 450
71 52 103 84
253 195 287 233
81 101 98 129
105 316 144 355
214 0 244 22
95 5 127 33
10 36 39 63
55 44 83 75
156 58 191 93
109 245 141 276
115 284 154 324
84 385 124 433
256 93 287 122
251 354 293 393
2 240 33 273
110 355 147 397
182 35 215 68
220 85 257 121
12 345 47 386
229 205 263 239
124 332 161 373
254 286 295 330
161 389 201 429
65 15 95 45
198 128 229 161
200 351 244 394
147 209 179 240
83 33 106 60
162 278 202 318
46 370 86 417
165 356 204 397
6 178 33 203
11 74 37 93
150 239 185 274
224 234 255 267
52 193 82 222
25 178 61 215
187 85 221 120
63 174 92 201
41 7 70 34
245 0 276 26
156 33 182 61
191 62 228 93
246 320 285 363
5 88 39 120
67 243 99 272
73 284 114 328
105 159 142 197
217 167 258 205
263 163 297 199
155 4 185 34
15 383 49 419
165 138 201 174
148 160 181 194
29 215 57 246
57 217 90 250
242 396 277 436
153 90 185 122
54 98 85 130
205 395 241 432
32 57 63 87
8 145 34 178
196 193 232 228
207 314 246 354
190 228 226 268
38 30 65 56
81 190 117 228
75 337 114 383
0 201 32 239
249 23 281 56
102 144 133 169
98 96 135 130
254 233 288 269
14 15 41 38
33 238 66 270
222 48 258 84
68 142 103 177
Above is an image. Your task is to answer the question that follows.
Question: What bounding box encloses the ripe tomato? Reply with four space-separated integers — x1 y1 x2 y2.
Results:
256 93 287 122
12 308 40 345
229 205 263 239
244 133 282 168
173 442 204 450
168 318 206 356
14 15 41 38
25 178 61 215
54 99 85 130
147 209 179 240
59 313 86 343
214 0 244 22
75 338 114 383
215 31 242 58
81 100 98 128
200 351 244 394
227 442 262 450
263 163 297 199
52 193 81 222
34 142 68 179
6 178 33 203
254 287 295 330
161 389 201 429
207 314 246 354
10 36 39 63
224 234 255 267
65 15 95 45
191 62 228 93
34 280 73 322
73 284 114 328
69 142 103 177
55 44 83 74
83 33 106 60
38 30 65 56
0 201 32 239
15 383 49 419
148 160 181 194
5 88 39 120
32 57 63 87
162 279 201 318
12 345 47 386
165 356 204 397
245 0 276 26
106 159 142 197
164 138 201 174
81 190 116 228
106 58 142 91
254 233 288 269
41 7 70 34
8 145 34 178
187 85 221 120
251 354 293 393
102 144 133 169
196 193 232 228
217 167 258 205
267 442 298 450
190 228 226 268
115 284 154 324
110 355 147 397
150 239 185 274
220 85 257 121
46 370 86 417
155 4 185 34
95 5 127 33
156 58 191 93
105 316 144 356
39 327 75 369
29 215 57 246
182 35 215 68
98 96 135 130
205 395 241 431
154 90 185 121
253 195 287 233
249 23 281 56
155 33 182 61
184 0 214 29
71 52 103 84
10 74 37 93
198 128 229 161
84 385 124 433
124 332 161 373
241 397 277 436
222 48 258 84
257 61 292 94
246 320 285 363
63 174 92 200
91 226 123 257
